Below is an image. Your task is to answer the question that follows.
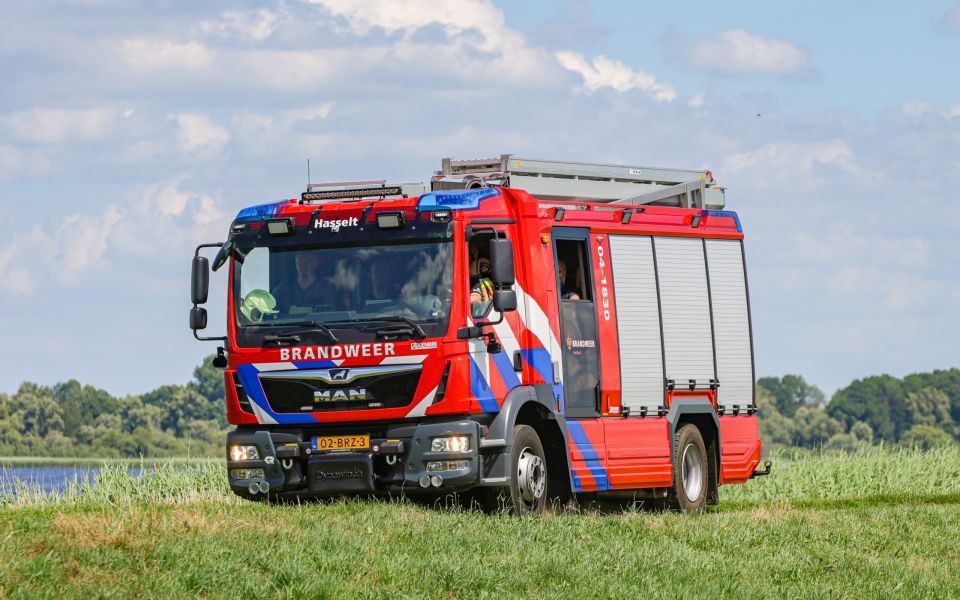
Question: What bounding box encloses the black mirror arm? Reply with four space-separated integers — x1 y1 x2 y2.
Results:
192 241 228 342
193 330 227 343
457 310 507 340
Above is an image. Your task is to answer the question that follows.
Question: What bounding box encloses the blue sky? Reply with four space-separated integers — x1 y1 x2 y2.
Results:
0 0 958 396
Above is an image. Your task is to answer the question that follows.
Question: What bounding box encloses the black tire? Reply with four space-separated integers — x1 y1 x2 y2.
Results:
669 424 708 512
508 424 549 516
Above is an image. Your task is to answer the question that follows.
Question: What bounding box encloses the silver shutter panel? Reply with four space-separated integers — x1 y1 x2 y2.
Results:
654 236 715 384
609 235 664 411
705 239 754 407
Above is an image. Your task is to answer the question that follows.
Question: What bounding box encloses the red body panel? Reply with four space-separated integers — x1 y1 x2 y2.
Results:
719 416 762 484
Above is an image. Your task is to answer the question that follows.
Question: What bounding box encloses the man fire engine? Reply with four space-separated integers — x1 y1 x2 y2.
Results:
189 155 768 514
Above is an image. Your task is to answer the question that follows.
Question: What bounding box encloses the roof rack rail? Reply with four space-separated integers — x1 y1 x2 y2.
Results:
302 180 427 204
433 155 725 209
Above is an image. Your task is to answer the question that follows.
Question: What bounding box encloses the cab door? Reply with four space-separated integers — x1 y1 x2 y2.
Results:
552 228 601 418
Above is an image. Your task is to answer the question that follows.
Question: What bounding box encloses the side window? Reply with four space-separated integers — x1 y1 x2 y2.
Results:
467 233 494 319
555 239 592 302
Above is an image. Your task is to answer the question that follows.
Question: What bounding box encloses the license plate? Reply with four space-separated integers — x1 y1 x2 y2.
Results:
312 434 370 452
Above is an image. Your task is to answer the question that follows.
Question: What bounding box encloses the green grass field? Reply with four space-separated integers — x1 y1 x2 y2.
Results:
1 447 959 598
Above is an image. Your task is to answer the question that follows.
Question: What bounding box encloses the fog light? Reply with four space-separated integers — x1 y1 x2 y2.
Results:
418 475 431 488
426 460 470 472
230 445 260 461
430 436 470 453
430 475 443 488
231 468 266 480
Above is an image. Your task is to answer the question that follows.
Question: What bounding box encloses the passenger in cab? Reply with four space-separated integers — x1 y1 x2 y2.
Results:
558 259 581 300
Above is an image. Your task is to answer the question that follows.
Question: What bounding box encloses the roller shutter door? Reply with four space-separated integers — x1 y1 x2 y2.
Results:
654 237 716 385
609 235 664 411
705 239 754 407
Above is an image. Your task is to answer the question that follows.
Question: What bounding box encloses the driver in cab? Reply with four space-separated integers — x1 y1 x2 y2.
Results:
274 252 335 314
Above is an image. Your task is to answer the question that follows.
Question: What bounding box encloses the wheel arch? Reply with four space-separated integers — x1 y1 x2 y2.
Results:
487 384 573 499
667 398 721 505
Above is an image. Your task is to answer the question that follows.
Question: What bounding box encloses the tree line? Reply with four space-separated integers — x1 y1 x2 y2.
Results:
0 356 227 458
0 356 957 457
758 370 960 450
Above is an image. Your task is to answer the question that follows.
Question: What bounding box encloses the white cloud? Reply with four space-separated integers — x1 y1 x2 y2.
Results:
171 113 231 156
0 178 228 294
200 8 280 42
309 0 513 52
555 51 676 102
688 92 706 108
722 140 866 187
120 38 214 72
0 107 119 144
670 29 814 77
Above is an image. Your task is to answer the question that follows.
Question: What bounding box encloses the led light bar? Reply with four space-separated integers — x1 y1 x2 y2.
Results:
302 186 403 203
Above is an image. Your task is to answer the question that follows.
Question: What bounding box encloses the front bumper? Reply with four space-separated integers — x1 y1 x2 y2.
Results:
226 420 489 499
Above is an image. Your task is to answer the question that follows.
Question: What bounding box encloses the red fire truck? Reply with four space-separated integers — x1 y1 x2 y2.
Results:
190 155 767 514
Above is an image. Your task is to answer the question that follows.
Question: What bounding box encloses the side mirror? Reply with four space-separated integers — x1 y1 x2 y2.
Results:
189 306 208 331
212 240 232 272
191 256 210 304
493 289 517 312
489 238 515 287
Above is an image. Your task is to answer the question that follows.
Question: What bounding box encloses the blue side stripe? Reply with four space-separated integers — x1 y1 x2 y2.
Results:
566 421 610 491
292 360 336 369
469 356 499 413
490 350 521 391
236 364 307 425
520 348 564 412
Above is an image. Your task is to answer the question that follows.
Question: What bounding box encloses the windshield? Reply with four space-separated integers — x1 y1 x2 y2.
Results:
233 241 454 345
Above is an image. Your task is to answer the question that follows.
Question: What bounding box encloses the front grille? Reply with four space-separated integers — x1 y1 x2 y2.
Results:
260 366 421 413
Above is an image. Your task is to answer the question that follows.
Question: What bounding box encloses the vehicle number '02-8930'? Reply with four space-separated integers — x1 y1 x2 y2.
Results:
312 435 370 452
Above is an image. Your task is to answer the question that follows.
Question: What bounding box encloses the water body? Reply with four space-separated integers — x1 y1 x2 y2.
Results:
0 466 142 496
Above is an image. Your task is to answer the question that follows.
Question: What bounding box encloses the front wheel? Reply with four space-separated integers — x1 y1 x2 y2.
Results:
508 424 549 516
669 424 708 512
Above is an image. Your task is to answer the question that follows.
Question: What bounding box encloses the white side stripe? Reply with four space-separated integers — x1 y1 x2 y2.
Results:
405 387 438 418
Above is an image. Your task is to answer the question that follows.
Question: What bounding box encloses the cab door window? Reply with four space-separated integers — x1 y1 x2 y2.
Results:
467 232 495 320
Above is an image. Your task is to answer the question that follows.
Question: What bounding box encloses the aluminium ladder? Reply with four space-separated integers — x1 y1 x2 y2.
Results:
433 155 726 210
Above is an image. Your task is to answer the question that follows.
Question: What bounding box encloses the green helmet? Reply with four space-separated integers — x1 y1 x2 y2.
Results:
240 289 279 323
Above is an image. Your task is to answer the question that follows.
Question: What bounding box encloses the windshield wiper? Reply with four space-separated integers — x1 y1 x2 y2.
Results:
326 316 427 339
249 320 339 344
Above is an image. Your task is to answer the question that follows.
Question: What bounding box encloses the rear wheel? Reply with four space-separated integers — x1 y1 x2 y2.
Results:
508 425 549 516
669 424 708 512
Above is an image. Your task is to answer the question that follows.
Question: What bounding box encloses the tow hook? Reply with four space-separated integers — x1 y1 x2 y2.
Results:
751 460 773 478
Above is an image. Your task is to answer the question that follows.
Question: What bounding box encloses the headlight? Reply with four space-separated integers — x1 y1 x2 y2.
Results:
229 445 260 461
230 468 266 480
430 436 470 453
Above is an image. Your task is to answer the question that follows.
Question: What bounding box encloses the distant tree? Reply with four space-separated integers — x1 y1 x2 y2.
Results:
850 421 874 443
906 387 953 429
903 369 960 425
52 380 120 432
756 388 797 446
899 425 955 450
193 354 226 405
12 385 64 438
141 384 216 437
757 375 825 417
793 405 844 448
827 375 910 441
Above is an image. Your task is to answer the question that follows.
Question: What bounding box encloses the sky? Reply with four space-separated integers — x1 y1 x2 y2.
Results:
0 0 958 397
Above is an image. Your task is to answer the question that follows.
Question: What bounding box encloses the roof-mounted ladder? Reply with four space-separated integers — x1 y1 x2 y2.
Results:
433 155 726 210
